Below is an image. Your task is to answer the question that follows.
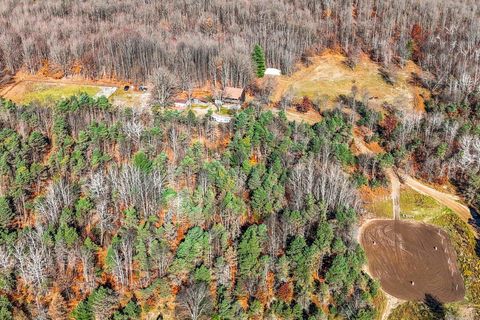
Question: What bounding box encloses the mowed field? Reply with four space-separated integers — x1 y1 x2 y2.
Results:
361 219 465 303
0 76 151 109
271 51 428 111
0 80 115 105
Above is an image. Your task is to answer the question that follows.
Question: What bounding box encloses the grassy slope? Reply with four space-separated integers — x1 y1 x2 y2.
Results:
271 51 427 110
367 187 446 220
20 82 101 104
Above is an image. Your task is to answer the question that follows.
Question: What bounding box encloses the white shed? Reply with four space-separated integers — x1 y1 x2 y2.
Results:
265 68 281 76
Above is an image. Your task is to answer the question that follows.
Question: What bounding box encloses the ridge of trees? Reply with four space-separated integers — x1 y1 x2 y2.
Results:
0 0 479 103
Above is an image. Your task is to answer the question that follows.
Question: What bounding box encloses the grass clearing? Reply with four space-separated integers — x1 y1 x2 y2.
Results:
109 88 150 109
272 51 428 111
5 81 102 105
399 188 446 221
366 187 446 220
366 195 393 219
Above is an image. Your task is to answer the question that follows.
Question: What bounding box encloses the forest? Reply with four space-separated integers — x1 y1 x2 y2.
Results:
0 0 479 103
0 0 479 319
0 96 381 319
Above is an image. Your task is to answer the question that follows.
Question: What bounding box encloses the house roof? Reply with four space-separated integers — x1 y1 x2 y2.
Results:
223 87 244 100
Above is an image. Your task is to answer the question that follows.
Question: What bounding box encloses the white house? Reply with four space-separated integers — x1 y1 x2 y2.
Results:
211 114 232 123
265 68 281 76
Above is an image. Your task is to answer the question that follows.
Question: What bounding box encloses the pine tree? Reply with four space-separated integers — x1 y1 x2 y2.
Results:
252 44 266 78
88 286 118 319
71 301 92 320
0 295 12 320
0 197 13 230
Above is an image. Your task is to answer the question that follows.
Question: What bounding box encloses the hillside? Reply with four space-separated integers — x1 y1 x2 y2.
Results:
271 51 428 112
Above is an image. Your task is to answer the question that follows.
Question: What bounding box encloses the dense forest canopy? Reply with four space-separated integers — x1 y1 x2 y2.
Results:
0 0 479 102
0 1 479 319
0 96 381 319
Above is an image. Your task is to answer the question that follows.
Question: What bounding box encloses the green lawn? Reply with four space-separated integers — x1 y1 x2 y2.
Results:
398 188 446 221
367 196 393 218
367 187 446 220
21 82 102 105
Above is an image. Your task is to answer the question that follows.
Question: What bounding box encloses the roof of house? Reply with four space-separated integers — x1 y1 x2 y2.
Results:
265 68 281 76
212 114 232 123
223 87 244 100
174 98 189 103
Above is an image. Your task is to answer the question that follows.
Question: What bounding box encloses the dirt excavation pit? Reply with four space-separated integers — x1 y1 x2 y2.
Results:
360 219 465 302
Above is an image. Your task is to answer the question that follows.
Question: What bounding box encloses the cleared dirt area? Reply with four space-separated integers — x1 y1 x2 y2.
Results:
361 219 465 303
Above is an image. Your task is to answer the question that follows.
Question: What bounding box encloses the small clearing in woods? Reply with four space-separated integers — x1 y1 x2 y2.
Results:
0 80 108 105
0 74 152 109
271 51 428 111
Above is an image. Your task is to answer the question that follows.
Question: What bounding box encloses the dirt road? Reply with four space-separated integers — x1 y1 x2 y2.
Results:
353 136 401 220
386 168 401 220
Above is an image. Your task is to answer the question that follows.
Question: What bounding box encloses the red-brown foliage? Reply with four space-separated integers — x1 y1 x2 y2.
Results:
276 282 293 303
381 113 398 137
295 96 314 113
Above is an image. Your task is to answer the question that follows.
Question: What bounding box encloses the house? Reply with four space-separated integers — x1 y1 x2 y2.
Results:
211 114 232 123
174 98 191 109
191 98 211 107
222 87 245 104
265 68 281 76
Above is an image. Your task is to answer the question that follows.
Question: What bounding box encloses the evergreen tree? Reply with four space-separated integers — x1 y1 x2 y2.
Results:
252 44 266 78
0 295 12 320
0 197 13 230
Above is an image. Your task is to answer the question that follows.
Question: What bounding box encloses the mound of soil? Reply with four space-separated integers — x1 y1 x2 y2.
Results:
360 219 465 302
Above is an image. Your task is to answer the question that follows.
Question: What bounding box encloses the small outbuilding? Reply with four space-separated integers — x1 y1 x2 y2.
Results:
265 68 281 76
222 87 245 104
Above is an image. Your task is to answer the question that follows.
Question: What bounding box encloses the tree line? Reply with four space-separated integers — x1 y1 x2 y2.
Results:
0 0 479 103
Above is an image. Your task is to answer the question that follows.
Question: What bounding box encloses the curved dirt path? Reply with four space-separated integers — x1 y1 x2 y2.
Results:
353 134 471 223
397 171 472 223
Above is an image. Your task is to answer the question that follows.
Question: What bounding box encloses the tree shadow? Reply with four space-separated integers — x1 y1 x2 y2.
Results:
424 294 445 320
468 207 480 256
